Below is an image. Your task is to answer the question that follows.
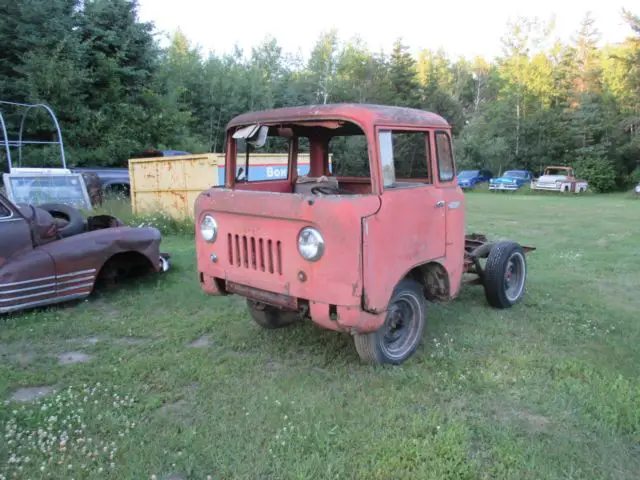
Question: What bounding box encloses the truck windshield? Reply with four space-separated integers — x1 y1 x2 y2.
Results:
504 171 526 178
545 169 569 176
230 121 371 189
234 135 297 182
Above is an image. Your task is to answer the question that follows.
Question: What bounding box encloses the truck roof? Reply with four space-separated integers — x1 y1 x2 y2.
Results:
226 103 451 131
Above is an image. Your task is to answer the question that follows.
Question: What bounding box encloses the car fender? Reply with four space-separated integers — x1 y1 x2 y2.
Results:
364 258 451 314
38 226 163 286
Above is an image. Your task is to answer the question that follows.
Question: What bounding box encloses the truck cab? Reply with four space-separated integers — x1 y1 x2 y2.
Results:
195 104 532 365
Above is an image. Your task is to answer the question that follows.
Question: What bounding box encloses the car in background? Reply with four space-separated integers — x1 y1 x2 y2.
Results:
456 169 493 189
530 166 588 193
489 170 534 191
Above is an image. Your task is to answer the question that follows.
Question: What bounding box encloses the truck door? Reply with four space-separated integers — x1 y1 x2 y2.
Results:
433 130 465 298
0 198 57 313
362 128 446 313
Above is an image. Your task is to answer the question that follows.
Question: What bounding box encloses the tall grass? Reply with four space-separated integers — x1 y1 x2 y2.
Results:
88 194 195 237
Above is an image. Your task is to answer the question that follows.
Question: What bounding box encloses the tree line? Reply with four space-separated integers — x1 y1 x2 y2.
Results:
1 0 639 191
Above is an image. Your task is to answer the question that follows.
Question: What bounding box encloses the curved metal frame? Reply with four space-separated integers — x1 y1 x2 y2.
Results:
0 110 11 170
0 100 66 171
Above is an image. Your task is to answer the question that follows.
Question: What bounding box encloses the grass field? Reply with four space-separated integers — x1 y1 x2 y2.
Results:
1 192 639 479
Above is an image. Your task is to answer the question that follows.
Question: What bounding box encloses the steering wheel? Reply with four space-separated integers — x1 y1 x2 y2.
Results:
310 185 347 195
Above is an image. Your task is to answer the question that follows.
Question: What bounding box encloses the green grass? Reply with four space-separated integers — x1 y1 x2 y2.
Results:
1 193 639 479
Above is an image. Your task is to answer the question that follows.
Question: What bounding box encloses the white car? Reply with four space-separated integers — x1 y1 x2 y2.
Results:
531 166 588 193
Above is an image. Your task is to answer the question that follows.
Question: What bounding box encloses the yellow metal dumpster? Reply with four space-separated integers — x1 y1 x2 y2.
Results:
129 153 220 220
128 152 314 219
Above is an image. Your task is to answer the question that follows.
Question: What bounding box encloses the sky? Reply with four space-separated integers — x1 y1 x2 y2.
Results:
137 0 635 61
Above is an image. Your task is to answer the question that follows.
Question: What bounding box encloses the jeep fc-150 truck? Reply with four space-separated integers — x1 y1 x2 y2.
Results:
194 104 535 365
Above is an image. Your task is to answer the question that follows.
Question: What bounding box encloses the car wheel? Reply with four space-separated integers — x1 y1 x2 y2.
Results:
38 203 85 237
246 299 300 329
353 279 427 365
483 241 528 309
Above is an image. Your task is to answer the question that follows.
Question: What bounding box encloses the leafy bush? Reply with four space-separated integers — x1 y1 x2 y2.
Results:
573 156 617 193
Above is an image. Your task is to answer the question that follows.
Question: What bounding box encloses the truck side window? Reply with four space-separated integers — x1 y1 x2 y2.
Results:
435 131 455 182
378 130 431 188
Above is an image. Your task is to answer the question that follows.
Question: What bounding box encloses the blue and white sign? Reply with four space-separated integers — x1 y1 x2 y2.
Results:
217 162 332 184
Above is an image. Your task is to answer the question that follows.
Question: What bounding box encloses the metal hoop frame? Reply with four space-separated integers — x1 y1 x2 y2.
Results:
0 100 67 171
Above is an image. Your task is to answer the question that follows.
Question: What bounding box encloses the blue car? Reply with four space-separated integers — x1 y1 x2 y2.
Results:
489 169 534 191
456 169 493 189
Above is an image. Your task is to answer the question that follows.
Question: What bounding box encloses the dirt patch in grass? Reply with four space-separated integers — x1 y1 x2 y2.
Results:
157 399 189 415
1 350 37 367
188 334 211 348
115 336 150 345
58 351 93 365
10 386 54 402
494 404 551 433
515 409 550 432
66 336 101 346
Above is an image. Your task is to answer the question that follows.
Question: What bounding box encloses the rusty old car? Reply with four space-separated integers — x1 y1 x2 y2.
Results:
194 103 535 365
530 165 588 193
0 193 169 315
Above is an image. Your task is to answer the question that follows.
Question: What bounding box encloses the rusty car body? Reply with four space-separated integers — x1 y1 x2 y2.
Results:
194 103 535 365
0 193 169 315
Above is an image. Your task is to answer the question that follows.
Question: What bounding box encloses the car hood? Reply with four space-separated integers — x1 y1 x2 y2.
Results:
537 175 567 182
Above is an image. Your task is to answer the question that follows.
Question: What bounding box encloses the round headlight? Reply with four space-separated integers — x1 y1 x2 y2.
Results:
297 227 324 261
200 215 217 243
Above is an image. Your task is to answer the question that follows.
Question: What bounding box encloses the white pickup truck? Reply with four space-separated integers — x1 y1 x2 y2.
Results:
531 166 588 193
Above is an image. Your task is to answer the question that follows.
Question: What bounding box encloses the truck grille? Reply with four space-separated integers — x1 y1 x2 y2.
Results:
227 234 282 275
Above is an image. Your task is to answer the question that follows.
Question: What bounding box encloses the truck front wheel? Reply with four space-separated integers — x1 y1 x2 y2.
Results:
353 279 427 365
483 241 528 309
246 299 300 329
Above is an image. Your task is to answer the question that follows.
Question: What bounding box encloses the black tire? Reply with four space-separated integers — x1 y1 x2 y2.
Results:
37 203 85 238
353 278 427 365
483 241 528 309
246 299 300 329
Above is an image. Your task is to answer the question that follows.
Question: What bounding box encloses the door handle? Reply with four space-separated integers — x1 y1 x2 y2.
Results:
435 200 445 208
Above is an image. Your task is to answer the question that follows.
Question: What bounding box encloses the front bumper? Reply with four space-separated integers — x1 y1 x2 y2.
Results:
489 183 519 191
159 253 171 272
199 273 383 333
531 183 561 191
